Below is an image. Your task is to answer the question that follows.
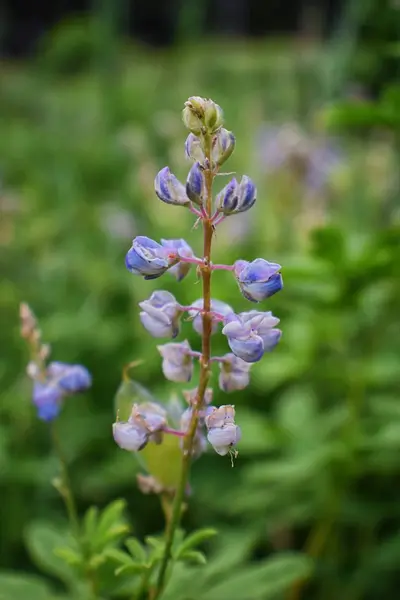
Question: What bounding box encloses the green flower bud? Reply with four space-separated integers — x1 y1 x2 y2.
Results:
182 97 224 135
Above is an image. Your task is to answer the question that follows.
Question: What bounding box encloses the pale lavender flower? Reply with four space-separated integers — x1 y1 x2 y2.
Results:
189 299 233 335
155 167 190 206
222 311 281 362
139 290 182 338
218 353 252 392
257 123 343 192
113 402 167 451
113 420 149 452
33 382 63 421
205 405 241 456
234 258 283 303
32 362 91 422
125 236 176 280
161 238 195 282
157 340 193 382
47 362 92 393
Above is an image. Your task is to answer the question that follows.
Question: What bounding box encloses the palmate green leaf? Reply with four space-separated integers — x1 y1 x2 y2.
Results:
125 537 147 563
92 499 129 551
178 550 207 565
103 548 134 567
115 563 146 577
54 546 82 567
201 553 313 600
83 506 99 541
24 521 77 586
175 529 217 559
0 572 53 600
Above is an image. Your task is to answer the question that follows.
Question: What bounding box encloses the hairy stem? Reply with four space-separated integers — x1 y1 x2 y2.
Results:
153 133 214 599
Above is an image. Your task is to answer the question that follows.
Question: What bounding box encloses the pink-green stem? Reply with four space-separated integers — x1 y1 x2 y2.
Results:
175 255 204 265
153 132 215 599
211 263 235 271
163 427 186 438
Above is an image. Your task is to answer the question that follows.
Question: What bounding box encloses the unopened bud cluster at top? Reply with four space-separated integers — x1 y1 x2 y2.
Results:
115 96 283 459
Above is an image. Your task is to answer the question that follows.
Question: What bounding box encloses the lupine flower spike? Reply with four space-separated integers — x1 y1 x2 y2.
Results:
117 96 284 597
20 303 92 421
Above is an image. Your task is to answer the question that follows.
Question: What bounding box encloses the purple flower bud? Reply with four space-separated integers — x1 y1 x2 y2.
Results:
33 381 63 421
125 236 175 280
48 362 92 393
212 128 235 167
185 133 206 163
219 353 252 392
113 421 148 451
157 340 193 382
186 162 205 206
161 238 194 282
139 290 181 338
189 299 233 336
216 175 256 215
222 311 281 363
234 258 283 302
205 405 241 456
154 167 190 206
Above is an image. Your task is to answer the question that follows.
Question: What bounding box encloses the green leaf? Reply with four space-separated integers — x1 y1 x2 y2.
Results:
202 553 313 600
175 529 217 558
83 506 99 541
125 537 147 563
115 563 146 577
179 550 207 565
145 536 165 551
54 546 82 567
114 379 157 421
0 572 52 600
103 548 133 566
24 521 76 585
96 499 127 538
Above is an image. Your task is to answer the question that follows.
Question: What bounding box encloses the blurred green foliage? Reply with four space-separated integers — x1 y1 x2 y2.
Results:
1 11 400 600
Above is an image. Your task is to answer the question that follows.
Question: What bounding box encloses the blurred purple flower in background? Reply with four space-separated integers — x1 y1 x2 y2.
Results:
256 123 343 192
